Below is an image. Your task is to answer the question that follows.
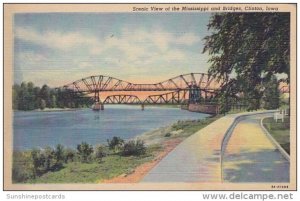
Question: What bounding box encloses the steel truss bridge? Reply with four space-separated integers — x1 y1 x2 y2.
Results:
61 73 222 105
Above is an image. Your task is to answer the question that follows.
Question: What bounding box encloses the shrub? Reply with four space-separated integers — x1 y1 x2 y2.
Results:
77 142 94 163
30 149 46 176
107 136 124 153
43 146 57 171
64 148 76 163
12 151 35 183
94 145 107 163
121 139 146 156
54 144 64 169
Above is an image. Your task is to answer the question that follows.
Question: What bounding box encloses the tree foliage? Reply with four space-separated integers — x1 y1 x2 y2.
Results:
121 139 146 156
12 137 148 183
107 136 124 153
263 75 280 109
203 13 289 110
94 145 107 163
12 82 91 111
77 142 94 163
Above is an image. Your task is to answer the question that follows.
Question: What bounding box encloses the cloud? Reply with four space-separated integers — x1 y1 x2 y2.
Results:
175 33 201 46
18 52 47 63
15 27 101 52
14 26 206 86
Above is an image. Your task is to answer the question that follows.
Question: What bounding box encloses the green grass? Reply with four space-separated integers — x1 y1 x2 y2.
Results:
27 148 159 183
170 115 220 137
263 117 290 154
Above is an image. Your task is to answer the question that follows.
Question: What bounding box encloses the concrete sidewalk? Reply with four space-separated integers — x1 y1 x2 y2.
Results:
223 115 289 182
142 111 285 183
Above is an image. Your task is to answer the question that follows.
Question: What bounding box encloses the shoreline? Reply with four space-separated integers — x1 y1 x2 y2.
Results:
34 108 78 112
13 114 220 183
14 108 81 112
102 116 220 183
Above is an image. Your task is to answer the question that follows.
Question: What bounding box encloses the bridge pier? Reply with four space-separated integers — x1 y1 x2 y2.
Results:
100 103 104 110
141 104 145 111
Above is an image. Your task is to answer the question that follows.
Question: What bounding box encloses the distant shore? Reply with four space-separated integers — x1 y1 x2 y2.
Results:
33 108 79 112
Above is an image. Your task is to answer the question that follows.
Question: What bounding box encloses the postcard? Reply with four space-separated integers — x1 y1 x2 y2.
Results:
3 3 296 190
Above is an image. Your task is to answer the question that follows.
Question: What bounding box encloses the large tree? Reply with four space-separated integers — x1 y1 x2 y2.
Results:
203 13 290 110
263 75 280 110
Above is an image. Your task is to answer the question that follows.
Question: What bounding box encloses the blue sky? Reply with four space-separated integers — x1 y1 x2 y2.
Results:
14 13 212 87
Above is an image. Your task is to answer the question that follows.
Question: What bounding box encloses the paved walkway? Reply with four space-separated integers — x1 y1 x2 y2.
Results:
142 111 289 183
223 115 289 182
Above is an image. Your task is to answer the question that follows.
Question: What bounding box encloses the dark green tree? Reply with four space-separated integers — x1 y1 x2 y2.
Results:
121 139 146 156
263 75 280 109
107 136 124 153
40 85 51 108
203 13 290 110
94 145 107 163
18 82 29 110
26 82 36 110
77 142 94 163
12 82 92 110
54 144 64 169
39 99 46 110
64 148 76 163
12 84 21 110
30 149 45 177
33 86 41 109
43 146 56 171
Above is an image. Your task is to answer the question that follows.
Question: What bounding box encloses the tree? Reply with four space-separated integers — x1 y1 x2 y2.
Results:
40 85 51 107
54 144 64 169
33 86 41 109
77 142 94 163
30 149 45 177
107 136 124 153
50 94 57 108
26 82 36 110
263 75 280 109
12 82 92 110
64 148 76 163
43 147 56 171
18 82 29 110
40 99 46 110
12 84 20 110
203 13 290 110
121 139 146 156
94 145 107 163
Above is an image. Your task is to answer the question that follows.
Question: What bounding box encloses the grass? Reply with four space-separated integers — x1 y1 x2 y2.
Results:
27 145 161 183
263 117 290 154
170 115 220 138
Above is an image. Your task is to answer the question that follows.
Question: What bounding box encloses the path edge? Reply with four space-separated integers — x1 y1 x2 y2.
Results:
220 110 278 182
260 117 290 162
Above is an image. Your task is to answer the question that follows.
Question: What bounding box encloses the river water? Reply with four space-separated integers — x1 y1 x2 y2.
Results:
13 105 210 150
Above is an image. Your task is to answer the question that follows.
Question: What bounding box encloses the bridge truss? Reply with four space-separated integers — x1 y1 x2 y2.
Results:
61 73 222 105
62 73 222 93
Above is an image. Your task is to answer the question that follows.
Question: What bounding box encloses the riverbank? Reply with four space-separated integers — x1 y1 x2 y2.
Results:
13 115 220 183
102 115 220 183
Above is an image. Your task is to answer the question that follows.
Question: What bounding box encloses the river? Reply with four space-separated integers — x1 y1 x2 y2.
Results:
13 105 210 150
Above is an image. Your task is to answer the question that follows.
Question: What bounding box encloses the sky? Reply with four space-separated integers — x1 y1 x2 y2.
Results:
14 13 212 87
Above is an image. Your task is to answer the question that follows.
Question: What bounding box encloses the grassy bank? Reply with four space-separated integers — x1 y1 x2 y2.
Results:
13 115 220 183
27 145 161 183
262 117 290 154
137 115 220 145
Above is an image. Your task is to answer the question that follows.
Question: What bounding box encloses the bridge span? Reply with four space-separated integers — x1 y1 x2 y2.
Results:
58 72 289 114
60 73 222 114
